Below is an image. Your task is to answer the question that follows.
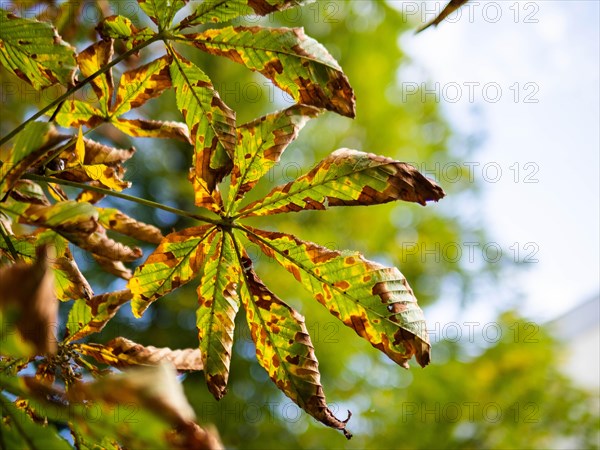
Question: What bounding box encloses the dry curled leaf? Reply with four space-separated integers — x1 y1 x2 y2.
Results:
80 337 203 371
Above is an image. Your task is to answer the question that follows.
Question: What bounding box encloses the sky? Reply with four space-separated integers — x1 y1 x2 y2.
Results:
398 0 600 322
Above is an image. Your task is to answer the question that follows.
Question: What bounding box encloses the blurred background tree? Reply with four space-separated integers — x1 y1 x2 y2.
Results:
1 1 597 448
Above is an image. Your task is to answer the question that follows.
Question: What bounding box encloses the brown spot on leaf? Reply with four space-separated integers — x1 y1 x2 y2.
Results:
271 354 281 368
334 280 350 290
285 354 300 365
263 59 284 76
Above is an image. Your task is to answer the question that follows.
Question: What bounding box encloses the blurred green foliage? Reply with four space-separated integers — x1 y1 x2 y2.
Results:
1 0 598 448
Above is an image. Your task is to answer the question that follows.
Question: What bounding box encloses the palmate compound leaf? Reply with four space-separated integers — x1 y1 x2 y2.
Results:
169 50 237 211
77 39 114 116
196 231 241 399
243 227 431 368
129 227 353 435
178 0 313 28
183 26 356 118
0 8 76 90
225 104 320 213
128 225 217 317
233 243 352 437
239 148 445 217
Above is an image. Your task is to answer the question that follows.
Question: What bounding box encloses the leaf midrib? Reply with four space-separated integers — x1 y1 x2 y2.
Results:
238 158 392 217
138 227 215 299
200 231 239 373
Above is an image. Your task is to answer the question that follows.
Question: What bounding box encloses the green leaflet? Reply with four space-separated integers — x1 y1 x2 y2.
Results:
234 243 351 437
183 26 356 117
243 227 431 367
110 54 172 118
239 148 446 217
76 40 114 115
137 0 188 31
97 15 155 51
128 226 216 317
178 0 311 28
66 298 93 339
0 8 76 90
196 231 241 399
65 290 132 342
226 104 319 213
2 122 53 173
53 100 103 128
169 50 236 210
